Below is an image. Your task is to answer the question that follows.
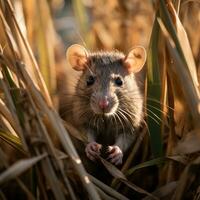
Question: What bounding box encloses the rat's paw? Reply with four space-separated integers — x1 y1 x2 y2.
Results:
85 142 102 161
107 145 123 166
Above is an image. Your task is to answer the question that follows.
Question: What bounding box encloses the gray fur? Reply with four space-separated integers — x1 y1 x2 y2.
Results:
71 51 144 151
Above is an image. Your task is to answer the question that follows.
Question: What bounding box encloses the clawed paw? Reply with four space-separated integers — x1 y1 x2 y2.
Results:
85 142 102 161
107 145 123 166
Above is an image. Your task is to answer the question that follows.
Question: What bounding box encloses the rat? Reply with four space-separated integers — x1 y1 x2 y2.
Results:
64 44 146 166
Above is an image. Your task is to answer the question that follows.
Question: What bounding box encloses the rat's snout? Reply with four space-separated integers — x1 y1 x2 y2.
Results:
90 92 119 115
99 98 109 110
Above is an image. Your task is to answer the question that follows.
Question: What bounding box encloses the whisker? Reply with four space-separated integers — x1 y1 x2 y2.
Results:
118 94 174 111
117 109 136 136
145 108 162 122
145 104 170 118
146 97 175 111
118 108 140 134
112 113 119 135
115 112 125 134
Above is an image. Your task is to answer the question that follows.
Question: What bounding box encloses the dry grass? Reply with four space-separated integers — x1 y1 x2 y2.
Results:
0 0 200 199
0 0 100 199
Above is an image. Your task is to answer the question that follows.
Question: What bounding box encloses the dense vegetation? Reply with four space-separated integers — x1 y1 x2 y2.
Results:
0 0 200 199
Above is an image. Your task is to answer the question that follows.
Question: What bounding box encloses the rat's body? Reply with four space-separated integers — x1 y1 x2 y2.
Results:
62 44 146 173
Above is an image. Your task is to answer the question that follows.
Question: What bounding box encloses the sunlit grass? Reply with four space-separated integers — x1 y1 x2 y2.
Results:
0 0 200 199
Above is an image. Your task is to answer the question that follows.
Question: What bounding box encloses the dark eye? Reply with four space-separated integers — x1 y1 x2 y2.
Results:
87 75 95 86
115 77 123 86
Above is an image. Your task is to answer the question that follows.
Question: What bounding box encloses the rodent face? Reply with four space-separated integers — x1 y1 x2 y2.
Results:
66 44 146 129
76 53 143 124
82 55 124 116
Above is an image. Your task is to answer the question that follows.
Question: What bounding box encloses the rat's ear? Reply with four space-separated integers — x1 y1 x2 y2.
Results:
124 46 146 73
66 44 88 71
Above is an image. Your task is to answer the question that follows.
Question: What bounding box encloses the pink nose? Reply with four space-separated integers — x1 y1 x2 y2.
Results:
99 99 109 109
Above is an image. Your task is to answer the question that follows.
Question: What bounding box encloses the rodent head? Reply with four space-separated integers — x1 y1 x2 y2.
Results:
66 44 146 128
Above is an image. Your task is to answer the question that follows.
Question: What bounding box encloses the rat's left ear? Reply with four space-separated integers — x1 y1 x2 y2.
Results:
124 46 146 73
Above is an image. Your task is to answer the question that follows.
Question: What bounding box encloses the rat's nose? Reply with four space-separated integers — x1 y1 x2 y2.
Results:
99 99 109 110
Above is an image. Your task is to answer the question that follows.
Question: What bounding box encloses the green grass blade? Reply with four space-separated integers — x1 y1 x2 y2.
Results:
146 13 163 157
0 131 27 155
126 155 187 177
2 65 24 123
126 157 166 176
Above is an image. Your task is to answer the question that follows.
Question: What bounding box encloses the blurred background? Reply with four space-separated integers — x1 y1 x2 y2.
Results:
52 0 153 50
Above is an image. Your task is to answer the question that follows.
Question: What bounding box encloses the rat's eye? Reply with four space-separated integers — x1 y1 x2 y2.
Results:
115 77 123 86
87 75 95 86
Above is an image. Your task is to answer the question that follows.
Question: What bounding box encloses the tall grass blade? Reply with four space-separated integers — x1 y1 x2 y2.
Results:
158 18 200 126
126 157 166 176
0 153 47 185
146 13 163 157
0 131 26 155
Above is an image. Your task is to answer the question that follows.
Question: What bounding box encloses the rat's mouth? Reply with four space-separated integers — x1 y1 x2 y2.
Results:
90 101 119 116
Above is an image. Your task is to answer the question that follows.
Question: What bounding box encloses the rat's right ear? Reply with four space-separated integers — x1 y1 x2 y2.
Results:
66 44 88 71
